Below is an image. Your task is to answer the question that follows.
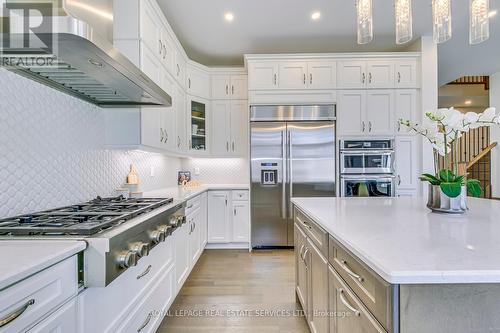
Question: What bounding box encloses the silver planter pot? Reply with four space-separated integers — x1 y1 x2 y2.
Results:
427 184 468 214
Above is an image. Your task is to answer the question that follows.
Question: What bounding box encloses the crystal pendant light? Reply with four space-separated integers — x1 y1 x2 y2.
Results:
356 0 373 44
470 0 490 44
432 0 452 44
395 0 413 44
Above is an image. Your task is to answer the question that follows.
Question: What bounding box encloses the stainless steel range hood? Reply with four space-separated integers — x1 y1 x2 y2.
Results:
0 0 172 107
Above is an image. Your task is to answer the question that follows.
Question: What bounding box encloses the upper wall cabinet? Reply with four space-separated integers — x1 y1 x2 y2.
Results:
337 58 418 89
211 74 248 99
247 60 337 90
186 63 210 99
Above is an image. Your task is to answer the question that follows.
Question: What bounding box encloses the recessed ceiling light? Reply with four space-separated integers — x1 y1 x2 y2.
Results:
311 11 321 21
465 100 472 105
489 10 498 18
224 12 234 22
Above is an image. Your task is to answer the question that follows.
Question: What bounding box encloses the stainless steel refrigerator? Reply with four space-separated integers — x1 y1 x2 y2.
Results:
250 105 336 248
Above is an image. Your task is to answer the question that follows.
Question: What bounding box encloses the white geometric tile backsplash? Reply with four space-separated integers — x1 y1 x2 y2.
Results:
181 158 249 184
0 69 181 217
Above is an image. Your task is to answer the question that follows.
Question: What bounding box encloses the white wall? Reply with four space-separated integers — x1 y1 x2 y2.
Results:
490 72 500 198
0 69 182 217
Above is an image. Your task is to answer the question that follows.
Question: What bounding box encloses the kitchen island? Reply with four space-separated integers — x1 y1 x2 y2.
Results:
292 197 500 333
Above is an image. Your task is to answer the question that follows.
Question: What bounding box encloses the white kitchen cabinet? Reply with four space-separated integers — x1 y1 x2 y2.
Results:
337 90 366 136
365 90 395 136
395 59 418 88
295 224 308 313
395 136 419 191
207 191 230 243
159 29 175 75
278 62 308 89
232 200 250 242
337 61 366 88
395 90 418 134
308 61 337 89
211 74 248 99
307 238 329 333
174 221 190 289
138 0 162 63
188 95 210 154
211 100 248 157
247 61 279 90
175 84 188 153
187 63 210 99
174 49 187 89
366 61 394 88
338 90 395 137
141 44 162 86
200 192 208 248
229 100 249 156
160 71 177 151
211 100 232 156
188 208 202 267
27 299 77 333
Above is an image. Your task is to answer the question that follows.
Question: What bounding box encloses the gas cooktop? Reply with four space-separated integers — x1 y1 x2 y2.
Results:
0 196 173 236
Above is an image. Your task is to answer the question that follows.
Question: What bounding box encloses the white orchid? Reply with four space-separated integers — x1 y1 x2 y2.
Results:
399 107 500 173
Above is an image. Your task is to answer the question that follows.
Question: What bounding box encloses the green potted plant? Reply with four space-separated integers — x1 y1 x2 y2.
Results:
400 107 499 213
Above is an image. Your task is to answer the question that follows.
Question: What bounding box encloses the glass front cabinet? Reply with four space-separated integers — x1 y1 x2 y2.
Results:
187 96 209 154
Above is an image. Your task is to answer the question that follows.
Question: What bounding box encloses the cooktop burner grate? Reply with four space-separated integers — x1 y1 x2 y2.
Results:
0 196 173 236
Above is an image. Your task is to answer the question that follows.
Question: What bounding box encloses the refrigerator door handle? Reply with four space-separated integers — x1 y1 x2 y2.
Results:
282 130 287 219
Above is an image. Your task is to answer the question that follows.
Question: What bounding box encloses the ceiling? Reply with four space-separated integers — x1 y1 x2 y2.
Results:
157 0 500 85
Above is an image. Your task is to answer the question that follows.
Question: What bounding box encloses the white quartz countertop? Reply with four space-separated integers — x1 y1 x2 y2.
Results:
0 240 86 290
291 197 500 285
143 184 249 202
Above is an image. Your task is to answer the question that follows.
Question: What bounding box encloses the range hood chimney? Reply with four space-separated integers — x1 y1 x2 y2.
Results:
0 0 172 108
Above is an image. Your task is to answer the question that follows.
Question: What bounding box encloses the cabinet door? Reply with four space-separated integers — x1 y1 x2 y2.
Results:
337 61 366 88
211 100 231 156
278 62 308 89
140 0 162 59
174 50 186 88
308 61 337 89
141 108 163 149
337 90 366 136
307 238 329 333
200 192 208 248
230 75 248 99
230 100 248 157
187 65 210 99
365 90 395 136
174 221 190 290
28 299 77 333
232 200 249 242
396 59 418 88
160 72 176 151
395 90 418 134
175 85 187 152
141 46 162 86
329 266 386 333
395 136 419 190
294 224 308 314
189 211 201 267
211 75 230 99
366 61 395 88
188 96 209 153
207 191 230 243
248 62 278 90
160 30 175 74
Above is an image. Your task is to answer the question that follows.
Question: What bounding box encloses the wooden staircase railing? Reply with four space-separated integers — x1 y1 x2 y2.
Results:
467 142 497 170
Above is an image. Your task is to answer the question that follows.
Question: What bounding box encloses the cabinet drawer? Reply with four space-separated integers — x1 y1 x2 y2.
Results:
232 190 249 201
186 195 202 214
115 264 175 333
27 299 77 333
294 207 328 256
329 265 387 333
329 236 394 332
0 256 77 333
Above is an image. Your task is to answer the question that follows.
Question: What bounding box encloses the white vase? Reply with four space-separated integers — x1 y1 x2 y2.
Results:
427 184 468 214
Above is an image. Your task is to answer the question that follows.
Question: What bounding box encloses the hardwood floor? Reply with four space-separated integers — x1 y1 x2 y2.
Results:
157 249 310 333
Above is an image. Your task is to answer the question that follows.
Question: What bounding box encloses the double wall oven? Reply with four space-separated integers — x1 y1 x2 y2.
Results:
340 139 396 197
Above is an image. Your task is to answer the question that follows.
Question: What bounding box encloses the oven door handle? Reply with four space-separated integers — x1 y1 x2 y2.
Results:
340 150 395 155
341 175 396 181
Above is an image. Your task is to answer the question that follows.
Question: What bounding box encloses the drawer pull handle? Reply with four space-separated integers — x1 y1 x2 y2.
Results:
341 260 364 282
296 217 312 230
338 289 361 317
187 204 194 209
303 248 309 270
136 265 152 280
137 311 153 332
0 299 35 327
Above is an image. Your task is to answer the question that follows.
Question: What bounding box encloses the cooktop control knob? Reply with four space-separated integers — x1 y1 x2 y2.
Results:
169 217 178 227
117 251 137 269
130 242 150 257
158 225 173 236
177 216 186 225
150 229 166 244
